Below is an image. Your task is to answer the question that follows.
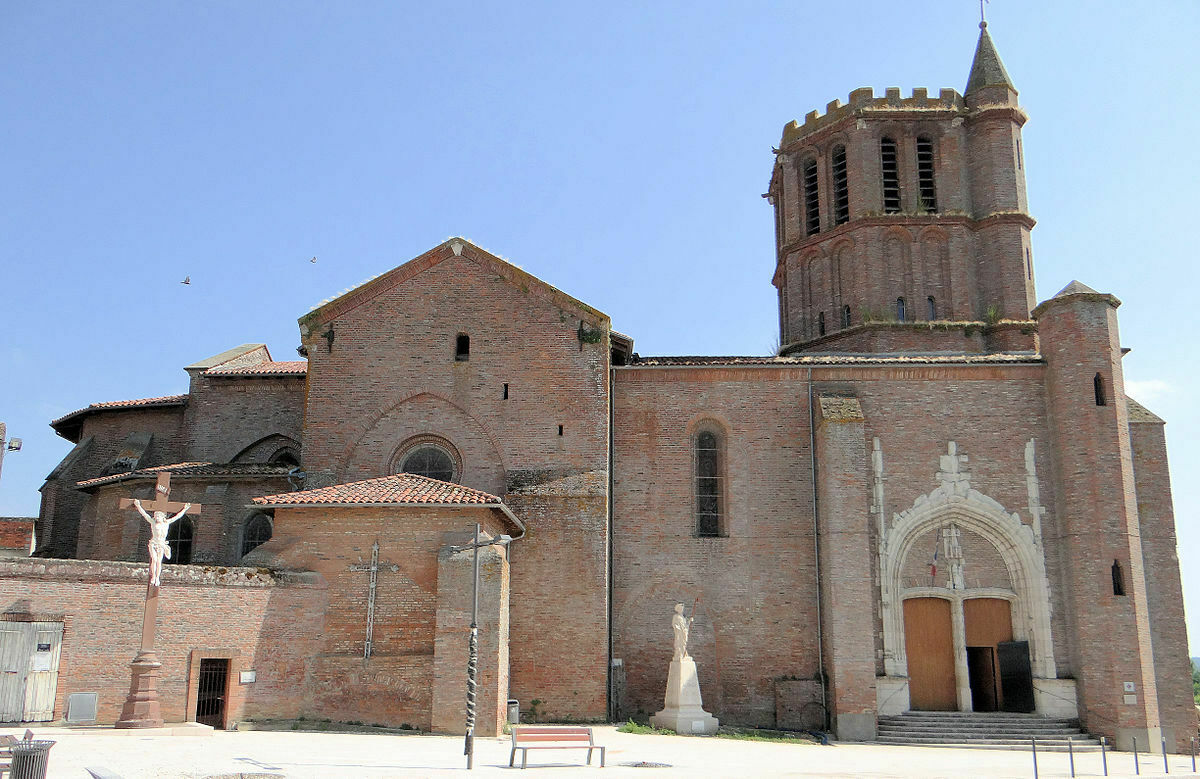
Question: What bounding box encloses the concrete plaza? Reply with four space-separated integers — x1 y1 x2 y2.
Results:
5 724 1197 779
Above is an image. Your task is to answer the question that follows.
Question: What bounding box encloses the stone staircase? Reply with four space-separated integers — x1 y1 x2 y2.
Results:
876 711 1102 751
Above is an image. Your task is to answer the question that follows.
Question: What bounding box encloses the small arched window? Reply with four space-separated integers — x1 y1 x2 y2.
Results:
242 513 273 557
880 137 901 213
269 449 299 468
802 158 820 236
927 296 937 320
916 136 938 212
1111 559 1126 596
1094 373 1108 406
896 297 906 322
695 429 724 537
831 145 850 225
400 445 456 482
455 333 470 361
817 311 826 336
167 517 193 565
841 305 851 329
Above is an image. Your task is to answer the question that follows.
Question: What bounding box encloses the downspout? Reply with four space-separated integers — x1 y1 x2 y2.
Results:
606 363 616 722
808 368 829 730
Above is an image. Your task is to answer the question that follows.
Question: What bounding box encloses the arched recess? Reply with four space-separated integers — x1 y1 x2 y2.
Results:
231 433 301 464
918 227 951 320
879 444 1056 684
340 391 507 496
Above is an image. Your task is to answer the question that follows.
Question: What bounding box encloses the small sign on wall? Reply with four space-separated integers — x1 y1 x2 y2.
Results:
1122 681 1135 692
239 670 256 684
1123 694 1137 705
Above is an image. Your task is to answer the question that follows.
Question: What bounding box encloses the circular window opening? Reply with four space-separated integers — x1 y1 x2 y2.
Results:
400 445 456 482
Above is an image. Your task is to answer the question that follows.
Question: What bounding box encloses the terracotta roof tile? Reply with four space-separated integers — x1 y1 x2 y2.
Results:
254 473 503 507
77 462 294 490
51 394 189 428
204 361 308 377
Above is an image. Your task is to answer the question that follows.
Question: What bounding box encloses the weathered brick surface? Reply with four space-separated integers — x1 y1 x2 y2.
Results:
183 374 304 464
0 517 35 555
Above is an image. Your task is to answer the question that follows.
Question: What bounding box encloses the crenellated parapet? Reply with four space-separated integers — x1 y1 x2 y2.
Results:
780 87 964 149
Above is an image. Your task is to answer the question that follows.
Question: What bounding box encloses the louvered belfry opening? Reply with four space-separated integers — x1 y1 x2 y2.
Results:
831 145 850 224
880 137 901 212
802 158 820 236
917 136 938 212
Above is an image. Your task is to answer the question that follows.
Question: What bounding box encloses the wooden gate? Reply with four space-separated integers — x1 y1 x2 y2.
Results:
0 622 63 722
903 598 956 710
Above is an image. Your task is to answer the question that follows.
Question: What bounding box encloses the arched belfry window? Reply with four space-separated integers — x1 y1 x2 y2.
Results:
694 427 724 538
916 136 938 212
802 158 820 236
1094 373 1108 406
896 297 906 322
927 296 937 320
1111 559 1126 596
831 145 850 225
167 516 193 565
242 513 273 557
841 305 852 329
880 137 901 213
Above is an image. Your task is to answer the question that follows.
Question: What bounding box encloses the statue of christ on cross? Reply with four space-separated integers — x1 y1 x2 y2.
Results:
119 472 201 587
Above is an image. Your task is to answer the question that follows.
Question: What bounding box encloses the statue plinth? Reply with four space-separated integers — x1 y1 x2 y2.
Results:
114 651 164 728
650 656 719 735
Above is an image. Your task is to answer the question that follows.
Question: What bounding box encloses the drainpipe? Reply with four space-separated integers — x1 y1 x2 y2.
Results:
606 364 616 722
807 368 829 730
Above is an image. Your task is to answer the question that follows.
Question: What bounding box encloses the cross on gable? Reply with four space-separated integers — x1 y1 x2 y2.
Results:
118 472 203 516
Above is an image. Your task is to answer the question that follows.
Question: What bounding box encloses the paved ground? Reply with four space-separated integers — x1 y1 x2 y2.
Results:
4 724 1194 778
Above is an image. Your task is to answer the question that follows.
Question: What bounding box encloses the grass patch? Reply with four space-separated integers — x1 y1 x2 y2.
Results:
617 720 675 735
714 727 819 744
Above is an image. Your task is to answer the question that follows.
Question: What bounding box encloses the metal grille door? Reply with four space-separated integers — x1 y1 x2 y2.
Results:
196 659 228 728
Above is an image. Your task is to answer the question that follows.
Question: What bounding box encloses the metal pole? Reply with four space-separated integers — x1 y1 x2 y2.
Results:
1164 736 1170 774
464 522 480 769
1134 736 1140 775
1191 736 1195 772
1031 737 1038 779
1068 736 1075 777
1101 736 1107 776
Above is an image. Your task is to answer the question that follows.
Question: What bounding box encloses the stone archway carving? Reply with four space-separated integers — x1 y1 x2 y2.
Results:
880 442 1057 685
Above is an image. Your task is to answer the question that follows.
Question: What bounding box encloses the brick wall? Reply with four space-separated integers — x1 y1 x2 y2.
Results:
184 375 304 464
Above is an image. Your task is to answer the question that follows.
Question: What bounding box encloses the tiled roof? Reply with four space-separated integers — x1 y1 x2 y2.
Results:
628 353 1041 367
254 473 503 507
52 394 189 428
204 361 308 377
77 462 294 490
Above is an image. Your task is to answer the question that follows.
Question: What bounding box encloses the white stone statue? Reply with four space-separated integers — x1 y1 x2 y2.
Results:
132 499 191 586
672 603 694 659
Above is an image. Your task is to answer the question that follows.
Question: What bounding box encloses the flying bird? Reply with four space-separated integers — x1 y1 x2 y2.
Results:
181 276 191 285
310 256 317 263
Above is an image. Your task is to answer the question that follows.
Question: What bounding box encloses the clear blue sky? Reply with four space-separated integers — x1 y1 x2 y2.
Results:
1 2 1197 654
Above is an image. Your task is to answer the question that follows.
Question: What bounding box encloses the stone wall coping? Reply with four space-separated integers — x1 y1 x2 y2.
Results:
0 558 322 588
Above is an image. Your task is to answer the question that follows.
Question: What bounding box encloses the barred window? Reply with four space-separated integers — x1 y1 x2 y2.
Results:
916 136 938 212
167 517 193 565
880 137 901 213
831 145 850 225
695 429 724 537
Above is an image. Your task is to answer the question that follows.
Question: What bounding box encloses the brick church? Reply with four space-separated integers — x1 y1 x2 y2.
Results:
6 24 1196 750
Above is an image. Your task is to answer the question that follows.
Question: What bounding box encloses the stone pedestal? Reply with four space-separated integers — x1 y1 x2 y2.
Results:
114 651 165 728
650 657 718 735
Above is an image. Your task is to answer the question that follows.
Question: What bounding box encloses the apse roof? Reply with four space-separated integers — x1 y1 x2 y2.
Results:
77 462 295 490
204 361 309 377
51 395 189 442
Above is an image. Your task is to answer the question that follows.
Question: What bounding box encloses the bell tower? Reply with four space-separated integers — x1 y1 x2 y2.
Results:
768 23 1037 355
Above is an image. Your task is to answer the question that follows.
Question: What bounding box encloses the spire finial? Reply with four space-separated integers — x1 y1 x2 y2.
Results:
980 0 988 28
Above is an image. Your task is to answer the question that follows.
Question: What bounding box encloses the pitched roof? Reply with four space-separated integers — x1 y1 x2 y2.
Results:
1125 396 1165 424
1053 280 1099 297
77 462 295 490
51 395 188 441
299 237 608 330
204 361 308 377
253 473 503 507
965 23 1015 95
184 344 272 372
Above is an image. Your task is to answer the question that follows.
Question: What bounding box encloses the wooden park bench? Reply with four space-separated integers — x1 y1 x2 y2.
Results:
509 725 606 769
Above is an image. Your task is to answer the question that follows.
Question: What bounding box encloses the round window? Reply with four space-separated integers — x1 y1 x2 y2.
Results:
400 445 456 482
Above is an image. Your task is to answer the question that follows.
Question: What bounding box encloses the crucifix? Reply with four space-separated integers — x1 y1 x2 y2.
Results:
114 472 202 729
349 540 398 659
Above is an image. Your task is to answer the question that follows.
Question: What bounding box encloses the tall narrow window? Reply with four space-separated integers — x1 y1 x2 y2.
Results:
817 311 826 336
927 296 937 320
841 305 851 329
1112 560 1126 596
896 297 906 321
802 158 820 236
455 333 470 361
242 513 273 557
1094 373 1108 406
916 136 938 212
880 137 901 213
831 145 850 225
167 517 193 565
695 430 723 537
1016 138 1023 170
1026 248 1033 280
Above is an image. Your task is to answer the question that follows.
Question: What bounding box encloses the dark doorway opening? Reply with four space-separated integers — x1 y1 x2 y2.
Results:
966 646 999 712
196 658 229 728
997 640 1036 713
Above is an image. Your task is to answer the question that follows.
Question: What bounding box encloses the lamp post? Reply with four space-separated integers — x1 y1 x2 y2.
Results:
452 524 515 770
0 422 21 485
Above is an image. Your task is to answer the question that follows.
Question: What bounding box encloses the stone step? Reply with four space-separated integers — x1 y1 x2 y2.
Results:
877 720 1081 729
877 728 1086 739
879 713 1078 723
875 737 1103 752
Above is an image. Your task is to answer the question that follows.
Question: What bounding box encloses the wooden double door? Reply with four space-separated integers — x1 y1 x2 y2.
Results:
0 622 63 722
903 597 1032 712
